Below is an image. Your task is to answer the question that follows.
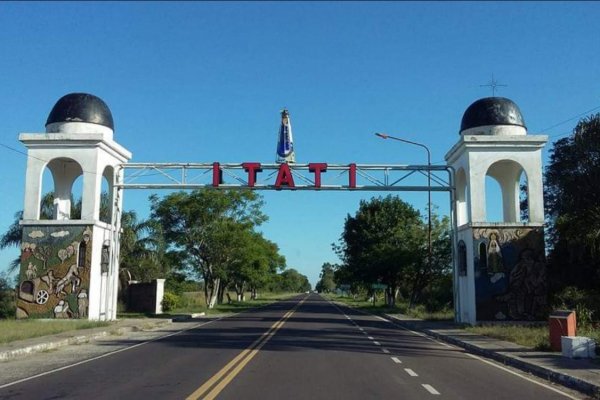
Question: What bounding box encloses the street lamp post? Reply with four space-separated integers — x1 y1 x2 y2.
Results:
375 133 432 268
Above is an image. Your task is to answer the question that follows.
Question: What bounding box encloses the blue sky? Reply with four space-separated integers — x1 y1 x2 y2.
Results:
1 2 600 287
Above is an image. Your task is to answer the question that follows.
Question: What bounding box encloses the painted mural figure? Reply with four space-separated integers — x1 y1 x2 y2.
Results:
53 300 72 319
487 232 504 275
77 289 88 318
25 262 38 279
508 251 529 318
17 225 93 319
101 245 110 273
525 257 547 317
40 270 56 294
497 248 541 319
55 264 81 296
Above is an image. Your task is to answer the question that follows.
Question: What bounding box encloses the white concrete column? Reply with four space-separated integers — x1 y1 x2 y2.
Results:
155 279 165 314
456 167 469 226
22 156 45 220
496 170 520 223
50 161 81 220
527 154 545 224
80 157 103 220
468 161 486 223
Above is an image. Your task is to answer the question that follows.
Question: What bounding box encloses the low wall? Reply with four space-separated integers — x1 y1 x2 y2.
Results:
127 279 165 314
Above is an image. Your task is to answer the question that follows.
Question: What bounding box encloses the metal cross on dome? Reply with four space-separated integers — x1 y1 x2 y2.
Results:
480 74 507 96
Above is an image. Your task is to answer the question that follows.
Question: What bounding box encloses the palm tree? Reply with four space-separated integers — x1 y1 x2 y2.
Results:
119 210 168 283
1 211 24 273
1 192 151 275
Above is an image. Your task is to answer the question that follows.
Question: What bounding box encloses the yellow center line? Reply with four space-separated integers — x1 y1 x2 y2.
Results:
186 296 307 400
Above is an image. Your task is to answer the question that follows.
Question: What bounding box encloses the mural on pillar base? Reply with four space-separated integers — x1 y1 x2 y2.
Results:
473 227 547 321
16 225 92 319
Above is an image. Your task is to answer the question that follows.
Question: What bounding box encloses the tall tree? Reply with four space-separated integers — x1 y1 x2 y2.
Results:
150 189 267 308
334 195 451 307
315 262 337 293
278 268 311 293
226 229 285 301
119 210 168 283
545 113 600 291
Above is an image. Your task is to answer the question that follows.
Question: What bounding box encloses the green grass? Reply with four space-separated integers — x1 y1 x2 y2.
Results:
117 291 300 318
324 294 600 352
466 324 599 353
174 291 297 315
466 324 551 350
1 292 299 344
0 319 110 344
324 293 454 321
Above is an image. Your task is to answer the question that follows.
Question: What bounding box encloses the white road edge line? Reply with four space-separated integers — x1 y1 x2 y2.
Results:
391 356 402 363
465 353 580 400
0 318 220 390
329 301 580 400
422 384 440 395
405 368 418 377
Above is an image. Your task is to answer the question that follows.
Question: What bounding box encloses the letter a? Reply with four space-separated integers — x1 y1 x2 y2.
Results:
275 163 295 189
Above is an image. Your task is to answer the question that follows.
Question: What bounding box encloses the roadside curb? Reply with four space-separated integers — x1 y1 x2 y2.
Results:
0 298 295 363
0 319 172 362
383 314 600 399
171 312 206 322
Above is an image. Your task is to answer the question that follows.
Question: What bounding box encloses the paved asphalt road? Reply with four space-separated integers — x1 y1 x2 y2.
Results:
0 294 582 399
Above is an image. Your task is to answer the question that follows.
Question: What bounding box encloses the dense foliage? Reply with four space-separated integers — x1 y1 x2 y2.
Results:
315 263 336 293
150 189 291 308
266 268 311 293
544 114 600 317
333 195 452 308
0 273 16 319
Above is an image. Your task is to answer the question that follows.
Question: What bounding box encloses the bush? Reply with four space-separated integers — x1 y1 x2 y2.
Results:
0 274 16 319
165 273 203 295
161 292 181 312
552 286 600 329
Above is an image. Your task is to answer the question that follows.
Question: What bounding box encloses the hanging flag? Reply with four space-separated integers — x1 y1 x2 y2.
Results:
276 108 296 164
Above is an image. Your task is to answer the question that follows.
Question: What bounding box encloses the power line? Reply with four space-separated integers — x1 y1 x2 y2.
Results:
538 104 600 133
0 141 175 181
0 142 105 177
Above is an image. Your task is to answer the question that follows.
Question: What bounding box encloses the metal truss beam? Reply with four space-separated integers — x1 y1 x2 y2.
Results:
116 163 453 192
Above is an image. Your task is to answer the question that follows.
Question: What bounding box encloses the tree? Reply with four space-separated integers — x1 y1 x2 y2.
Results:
0 272 16 319
279 268 311 292
545 113 600 292
335 195 423 306
334 195 451 308
315 262 336 293
1 193 56 273
401 210 452 308
119 210 169 283
150 189 267 308
226 230 285 301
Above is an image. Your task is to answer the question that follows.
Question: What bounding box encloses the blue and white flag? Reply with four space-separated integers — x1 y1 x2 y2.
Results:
276 109 296 164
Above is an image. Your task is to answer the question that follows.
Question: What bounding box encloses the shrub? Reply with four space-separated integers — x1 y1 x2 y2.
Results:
0 274 16 319
552 286 600 328
161 292 181 312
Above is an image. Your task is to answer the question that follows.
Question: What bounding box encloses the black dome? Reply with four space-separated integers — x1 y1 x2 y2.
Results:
46 93 114 130
460 97 526 133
